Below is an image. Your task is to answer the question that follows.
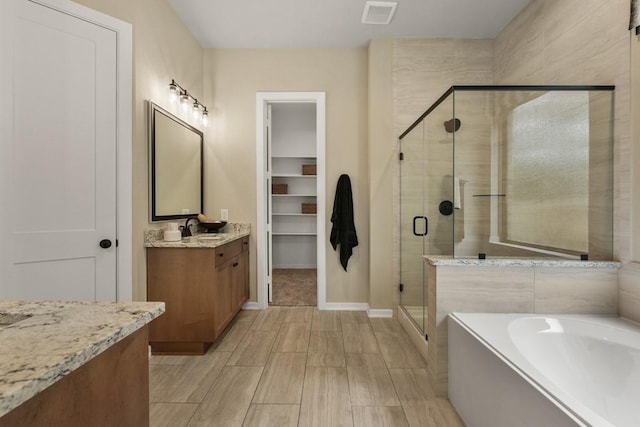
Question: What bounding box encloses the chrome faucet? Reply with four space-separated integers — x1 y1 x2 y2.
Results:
181 217 198 238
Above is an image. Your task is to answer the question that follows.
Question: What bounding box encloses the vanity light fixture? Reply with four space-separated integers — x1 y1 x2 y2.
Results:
168 79 209 126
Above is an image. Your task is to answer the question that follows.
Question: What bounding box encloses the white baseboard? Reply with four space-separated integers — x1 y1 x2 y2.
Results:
272 264 317 269
244 300 393 318
367 308 394 318
242 302 261 310
322 303 394 318
323 302 369 311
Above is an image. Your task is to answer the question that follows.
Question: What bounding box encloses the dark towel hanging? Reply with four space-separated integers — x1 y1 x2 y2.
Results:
330 174 358 271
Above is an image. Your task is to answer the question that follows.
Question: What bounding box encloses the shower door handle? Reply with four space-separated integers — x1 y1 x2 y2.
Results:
412 216 428 236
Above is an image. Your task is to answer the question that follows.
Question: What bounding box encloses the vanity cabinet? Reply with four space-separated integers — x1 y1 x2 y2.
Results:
147 236 249 355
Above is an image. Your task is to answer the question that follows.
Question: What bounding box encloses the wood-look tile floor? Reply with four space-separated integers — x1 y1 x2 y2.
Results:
149 307 464 427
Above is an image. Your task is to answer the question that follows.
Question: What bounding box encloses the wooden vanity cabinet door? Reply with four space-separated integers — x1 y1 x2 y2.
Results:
232 238 250 311
147 248 216 344
212 258 234 339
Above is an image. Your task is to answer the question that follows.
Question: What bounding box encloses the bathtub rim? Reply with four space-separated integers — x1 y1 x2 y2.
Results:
449 312 640 427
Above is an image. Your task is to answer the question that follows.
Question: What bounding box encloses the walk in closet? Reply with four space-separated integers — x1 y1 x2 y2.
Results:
271 103 317 261
256 92 326 308
270 103 317 305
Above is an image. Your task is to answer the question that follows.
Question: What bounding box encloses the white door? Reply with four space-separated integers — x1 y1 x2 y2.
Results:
266 104 273 303
0 0 118 300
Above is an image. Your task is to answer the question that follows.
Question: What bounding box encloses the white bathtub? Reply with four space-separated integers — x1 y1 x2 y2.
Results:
448 313 640 427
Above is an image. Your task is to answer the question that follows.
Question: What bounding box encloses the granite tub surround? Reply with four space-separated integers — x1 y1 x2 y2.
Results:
424 255 621 268
0 300 164 419
419 256 621 397
144 222 250 248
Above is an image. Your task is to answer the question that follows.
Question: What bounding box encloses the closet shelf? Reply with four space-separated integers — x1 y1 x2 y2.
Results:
272 232 317 236
272 174 316 178
273 213 317 216
272 194 316 197
271 155 316 159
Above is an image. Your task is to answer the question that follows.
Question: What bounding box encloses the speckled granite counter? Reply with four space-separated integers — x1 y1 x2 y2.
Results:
0 300 164 418
424 255 621 268
144 222 250 248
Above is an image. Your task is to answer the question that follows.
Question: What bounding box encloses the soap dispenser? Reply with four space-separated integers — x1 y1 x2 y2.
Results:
164 223 181 242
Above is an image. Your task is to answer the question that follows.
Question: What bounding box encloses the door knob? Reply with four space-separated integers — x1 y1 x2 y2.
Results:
99 239 112 249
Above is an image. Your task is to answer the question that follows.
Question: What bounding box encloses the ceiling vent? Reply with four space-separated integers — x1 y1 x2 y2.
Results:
361 1 398 25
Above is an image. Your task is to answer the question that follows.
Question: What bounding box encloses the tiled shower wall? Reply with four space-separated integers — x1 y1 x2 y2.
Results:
493 0 639 321
493 0 631 261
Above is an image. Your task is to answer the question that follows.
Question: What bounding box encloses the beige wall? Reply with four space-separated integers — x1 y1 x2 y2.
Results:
72 0 204 300
203 49 370 304
367 40 395 309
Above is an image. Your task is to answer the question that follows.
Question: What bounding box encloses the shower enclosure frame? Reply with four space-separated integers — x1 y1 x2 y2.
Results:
398 85 616 336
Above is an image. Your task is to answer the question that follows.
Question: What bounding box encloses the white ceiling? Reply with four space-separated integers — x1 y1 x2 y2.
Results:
166 0 531 49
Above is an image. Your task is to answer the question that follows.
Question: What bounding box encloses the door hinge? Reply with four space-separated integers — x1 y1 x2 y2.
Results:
425 333 429 341
115 239 119 247
399 152 404 161
399 283 404 292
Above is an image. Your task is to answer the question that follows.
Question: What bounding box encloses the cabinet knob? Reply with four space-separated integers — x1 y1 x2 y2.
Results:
233 262 239 267
218 253 224 257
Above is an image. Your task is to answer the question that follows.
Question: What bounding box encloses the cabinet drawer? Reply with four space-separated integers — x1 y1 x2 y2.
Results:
215 239 243 266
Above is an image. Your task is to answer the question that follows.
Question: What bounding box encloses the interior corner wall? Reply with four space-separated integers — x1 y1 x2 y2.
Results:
368 39 395 309
620 20 640 323
493 0 631 262
633 34 640 264
202 48 370 305
495 0 640 320
71 0 204 301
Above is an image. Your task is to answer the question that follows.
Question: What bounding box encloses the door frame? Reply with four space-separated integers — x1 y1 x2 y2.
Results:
0 0 132 300
255 92 326 309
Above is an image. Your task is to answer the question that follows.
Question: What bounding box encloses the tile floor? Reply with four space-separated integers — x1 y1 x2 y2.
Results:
149 307 464 427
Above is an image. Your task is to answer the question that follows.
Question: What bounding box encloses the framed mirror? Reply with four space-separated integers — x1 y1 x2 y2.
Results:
148 101 203 221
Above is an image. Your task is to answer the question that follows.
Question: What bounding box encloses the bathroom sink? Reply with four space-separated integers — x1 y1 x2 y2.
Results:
0 313 32 329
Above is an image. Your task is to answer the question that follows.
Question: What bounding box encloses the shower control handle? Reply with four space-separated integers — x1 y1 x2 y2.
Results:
412 216 428 236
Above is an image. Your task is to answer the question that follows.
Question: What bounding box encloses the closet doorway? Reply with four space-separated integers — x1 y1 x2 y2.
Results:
256 93 326 309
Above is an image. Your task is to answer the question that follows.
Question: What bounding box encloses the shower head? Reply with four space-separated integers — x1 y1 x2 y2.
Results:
444 118 461 133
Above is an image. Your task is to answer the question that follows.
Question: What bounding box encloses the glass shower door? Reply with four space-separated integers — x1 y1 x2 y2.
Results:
399 120 426 332
400 94 454 334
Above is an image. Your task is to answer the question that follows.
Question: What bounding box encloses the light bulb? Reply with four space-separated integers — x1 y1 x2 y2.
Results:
168 81 178 103
180 91 189 110
192 101 201 119
201 109 209 126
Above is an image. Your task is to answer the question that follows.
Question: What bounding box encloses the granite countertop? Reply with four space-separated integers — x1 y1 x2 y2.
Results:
144 222 250 248
0 300 165 418
424 255 621 268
